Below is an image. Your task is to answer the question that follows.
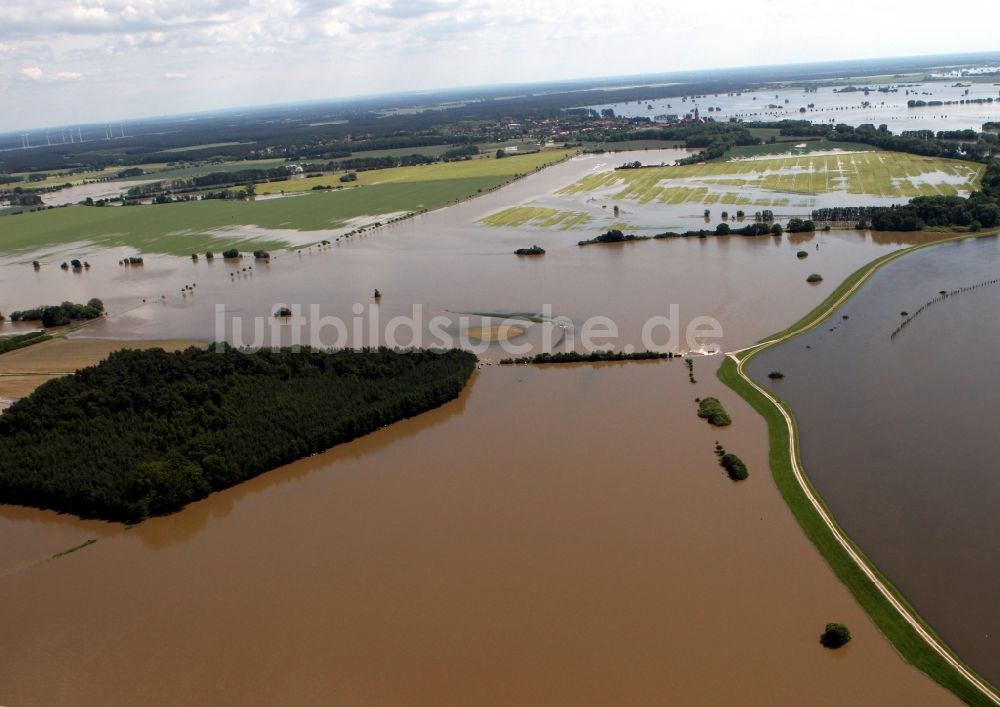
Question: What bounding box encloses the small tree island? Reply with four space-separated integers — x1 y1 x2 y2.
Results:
697 397 732 427
820 622 852 649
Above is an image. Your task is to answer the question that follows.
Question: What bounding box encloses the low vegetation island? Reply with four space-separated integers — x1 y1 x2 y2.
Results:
697 397 732 426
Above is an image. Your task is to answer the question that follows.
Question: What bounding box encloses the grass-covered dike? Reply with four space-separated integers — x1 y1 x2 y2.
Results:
719 229 1000 706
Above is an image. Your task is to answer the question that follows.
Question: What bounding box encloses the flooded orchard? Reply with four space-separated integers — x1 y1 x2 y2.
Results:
749 234 1000 686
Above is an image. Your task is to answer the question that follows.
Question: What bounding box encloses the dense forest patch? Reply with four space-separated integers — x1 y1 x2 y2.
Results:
0 345 476 522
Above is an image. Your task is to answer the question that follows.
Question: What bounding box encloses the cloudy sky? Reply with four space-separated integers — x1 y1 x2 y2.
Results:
1 0 997 132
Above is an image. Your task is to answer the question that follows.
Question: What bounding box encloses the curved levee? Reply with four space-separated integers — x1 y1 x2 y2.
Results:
719 229 1000 707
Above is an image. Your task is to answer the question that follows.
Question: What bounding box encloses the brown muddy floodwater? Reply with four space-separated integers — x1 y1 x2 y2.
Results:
0 217 944 359
750 233 1000 687
0 361 956 706
0 151 965 704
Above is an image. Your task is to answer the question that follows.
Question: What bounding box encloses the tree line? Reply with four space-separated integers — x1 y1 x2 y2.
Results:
0 331 51 354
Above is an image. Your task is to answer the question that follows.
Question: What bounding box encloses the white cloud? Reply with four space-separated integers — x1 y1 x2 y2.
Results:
1 0 999 132
18 66 82 82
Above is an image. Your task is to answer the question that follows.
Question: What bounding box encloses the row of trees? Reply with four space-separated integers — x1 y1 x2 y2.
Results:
0 331 50 354
0 345 477 522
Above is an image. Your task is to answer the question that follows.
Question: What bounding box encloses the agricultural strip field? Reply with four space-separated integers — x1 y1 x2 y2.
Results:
0 151 574 257
252 149 573 195
0 338 207 401
557 151 983 205
479 206 592 229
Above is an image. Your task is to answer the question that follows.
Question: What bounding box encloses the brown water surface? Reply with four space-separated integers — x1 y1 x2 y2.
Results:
0 154 965 704
0 362 956 705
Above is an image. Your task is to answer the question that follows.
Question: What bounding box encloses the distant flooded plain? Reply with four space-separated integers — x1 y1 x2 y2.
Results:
750 234 1000 685
0 150 946 356
589 81 1000 132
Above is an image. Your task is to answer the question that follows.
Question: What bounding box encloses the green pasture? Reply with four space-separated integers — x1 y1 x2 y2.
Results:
0 175 525 257
254 149 573 195
479 206 591 229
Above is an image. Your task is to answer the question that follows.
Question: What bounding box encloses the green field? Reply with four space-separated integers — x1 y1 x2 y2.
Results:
0 151 574 257
254 149 573 195
6 159 281 188
342 144 456 159
122 158 290 183
7 164 169 188
479 206 591 229
161 142 254 154
557 151 983 205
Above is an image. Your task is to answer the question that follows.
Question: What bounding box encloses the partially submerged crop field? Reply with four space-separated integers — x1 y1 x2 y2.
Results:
558 151 982 204
480 150 985 231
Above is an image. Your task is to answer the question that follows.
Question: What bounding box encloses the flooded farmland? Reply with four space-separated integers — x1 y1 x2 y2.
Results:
0 144 981 705
749 234 1000 685
0 151 946 357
